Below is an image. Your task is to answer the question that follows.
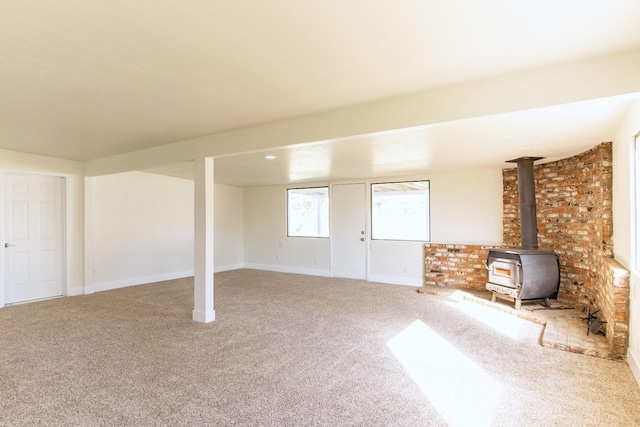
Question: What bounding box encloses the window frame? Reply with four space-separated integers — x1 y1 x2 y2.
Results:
635 132 640 272
370 180 431 242
286 186 330 238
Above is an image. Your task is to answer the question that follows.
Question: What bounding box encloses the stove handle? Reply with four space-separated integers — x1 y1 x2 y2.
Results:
482 260 489 271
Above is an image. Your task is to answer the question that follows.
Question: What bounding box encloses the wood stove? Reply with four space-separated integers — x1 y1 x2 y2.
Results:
486 157 560 309
486 249 559 309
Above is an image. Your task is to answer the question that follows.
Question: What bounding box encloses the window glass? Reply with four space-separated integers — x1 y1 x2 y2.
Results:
371 181 430 241
287 187 329 238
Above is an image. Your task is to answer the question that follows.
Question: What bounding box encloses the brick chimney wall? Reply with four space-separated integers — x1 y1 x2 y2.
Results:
502 141 613 306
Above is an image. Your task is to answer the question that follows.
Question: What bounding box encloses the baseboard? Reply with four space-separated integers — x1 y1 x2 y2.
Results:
244 263 332 277
629 347 640 388
88 265 245 294
67 286 85 297
243 264 421 286
367 274 423 287
86 267 420 293
90 270 195 293
214 263 245 273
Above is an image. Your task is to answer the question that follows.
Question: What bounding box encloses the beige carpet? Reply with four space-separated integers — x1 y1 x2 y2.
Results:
1 269 639 426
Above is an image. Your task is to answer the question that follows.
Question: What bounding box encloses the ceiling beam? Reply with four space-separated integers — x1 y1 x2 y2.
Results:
85 48 640 176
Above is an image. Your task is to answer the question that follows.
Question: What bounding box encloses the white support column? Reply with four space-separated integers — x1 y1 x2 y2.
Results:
193 156 215 323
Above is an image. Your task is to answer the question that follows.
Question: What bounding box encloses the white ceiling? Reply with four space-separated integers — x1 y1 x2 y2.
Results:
2 1 640 185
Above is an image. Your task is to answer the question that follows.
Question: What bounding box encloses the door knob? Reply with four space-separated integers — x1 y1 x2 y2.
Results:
4 243 16 248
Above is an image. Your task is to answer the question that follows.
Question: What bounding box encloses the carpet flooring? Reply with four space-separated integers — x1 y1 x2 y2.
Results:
1 269 639 426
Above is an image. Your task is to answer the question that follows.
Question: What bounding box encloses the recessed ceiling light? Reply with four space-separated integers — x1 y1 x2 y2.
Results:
265 155 276 160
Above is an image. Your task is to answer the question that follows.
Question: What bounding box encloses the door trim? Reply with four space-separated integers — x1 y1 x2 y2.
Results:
0 170 69 307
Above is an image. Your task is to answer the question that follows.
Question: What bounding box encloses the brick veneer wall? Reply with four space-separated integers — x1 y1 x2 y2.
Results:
502 142 613 305
423 244 499 290
598 258 630 356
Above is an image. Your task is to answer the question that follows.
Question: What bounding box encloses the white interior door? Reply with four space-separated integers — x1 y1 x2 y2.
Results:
331 183 367 279
3 173 64 304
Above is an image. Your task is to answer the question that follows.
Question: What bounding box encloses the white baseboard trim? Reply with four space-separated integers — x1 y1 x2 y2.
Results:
367 274 422 287
629 348 640 388
214 263 245 273
88 270 195 293
244 263 332 277
86 269 421 291
67 286 85 297
243 264 421 286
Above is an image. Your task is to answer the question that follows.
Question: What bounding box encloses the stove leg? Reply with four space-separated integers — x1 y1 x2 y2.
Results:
491 293 497 303
544 298 551 308
515 299 521 310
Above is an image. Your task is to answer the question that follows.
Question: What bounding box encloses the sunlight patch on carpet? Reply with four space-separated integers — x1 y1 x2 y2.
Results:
387 320 502 427
447 291 530 340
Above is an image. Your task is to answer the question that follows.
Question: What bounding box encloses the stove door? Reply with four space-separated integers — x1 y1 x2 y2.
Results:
488 258 521 288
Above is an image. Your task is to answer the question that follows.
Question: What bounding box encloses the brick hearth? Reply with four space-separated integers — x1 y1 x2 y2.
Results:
419 286 617 360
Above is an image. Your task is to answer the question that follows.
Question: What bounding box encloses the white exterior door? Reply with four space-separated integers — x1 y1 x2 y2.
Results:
3 173 64 304
331 183 367 279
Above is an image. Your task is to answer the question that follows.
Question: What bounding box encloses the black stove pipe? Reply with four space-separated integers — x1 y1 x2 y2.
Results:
506 156 543 250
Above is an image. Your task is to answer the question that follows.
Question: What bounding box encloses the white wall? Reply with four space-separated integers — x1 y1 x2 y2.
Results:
86 173 245 292
369 169 503 285
613 99 640 386
0 149 85 297
214 183 244 272
88 171 195 292
428 169 503 245
243 169 503 285
244 185 331 276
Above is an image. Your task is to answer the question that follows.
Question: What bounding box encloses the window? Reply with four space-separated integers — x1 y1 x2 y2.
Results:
371 181 430 241
287 187 329 238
